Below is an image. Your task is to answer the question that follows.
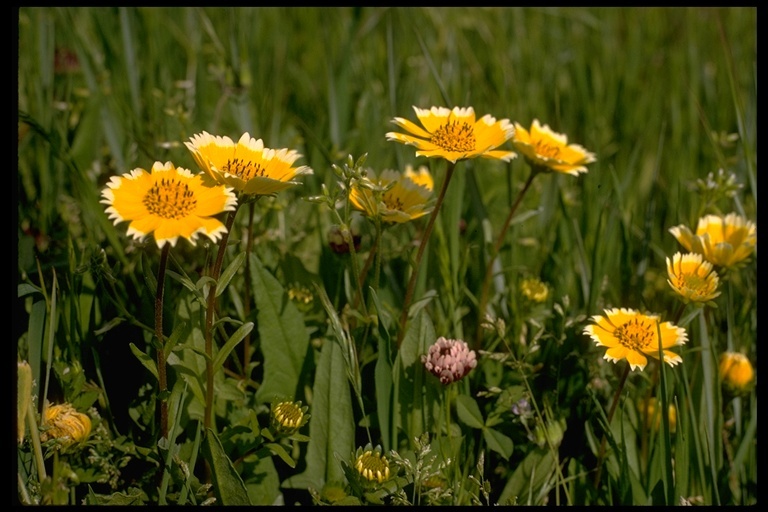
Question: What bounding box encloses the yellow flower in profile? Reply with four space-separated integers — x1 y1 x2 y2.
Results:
669 213 756 268
349 165 434 224
520 277 549 303
638 398 677 434
185 131 313 196
719 352 755 396
40 403 91 447
583 308 687 371
512 119 596 176
101 161 237 249
666 252 721 304
386 106 517 164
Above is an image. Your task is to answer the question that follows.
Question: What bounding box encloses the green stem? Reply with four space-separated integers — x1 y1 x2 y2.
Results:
26 401 47 482
475 165 540 348
242 202 256 379
156 243 171 440
396 161 457 347
594 362 631 490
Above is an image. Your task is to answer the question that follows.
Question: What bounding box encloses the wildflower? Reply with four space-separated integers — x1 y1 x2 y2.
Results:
386 106 516 163
354 444 391 484
422 337 477 385
520 277 549 303
100 161 237 249
719 352 755 396
582 308 687 371
40 403 91 447
287 284 314 311
185 131 313 196
669 213 756 268
271 400 309 435
638 398 677 434
665 252 721 304
327 223 361 254
512 119 596 176
350 165 434 224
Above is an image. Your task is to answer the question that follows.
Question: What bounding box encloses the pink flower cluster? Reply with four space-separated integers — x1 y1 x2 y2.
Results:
421 337 477 385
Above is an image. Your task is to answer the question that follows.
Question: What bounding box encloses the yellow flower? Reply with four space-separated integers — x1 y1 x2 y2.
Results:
185 131 313 196
666 252 721 304
669 213 756 268
271 400 309 435
386 106 517 164
719 352 755 396
512 119 596 176
583 308 687 371
101 161 237 249
638 398 677 434
40 403 91 446
354 445 391 484
349 165 434 224
520 277 549 303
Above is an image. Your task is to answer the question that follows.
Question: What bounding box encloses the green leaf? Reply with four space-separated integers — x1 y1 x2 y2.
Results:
129 342 158 380
202 428 252 505
265 442 296 468
483 427 514 460
251 255 310 404
216 251 246 297
17 283 41 298
498 447 556 505
456 394 485 429
211 322 253 373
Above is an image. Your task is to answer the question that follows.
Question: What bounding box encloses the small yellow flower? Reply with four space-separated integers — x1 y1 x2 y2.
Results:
520 277 549 303
271 400 309 435
40 403 91 447
669 213 756 268
185 131 313 196
354 445 391 484
666 252 721 304
349 165 434 224
583 308 687 371
638 398 677 434
386 106 517 163
512 119 596 176
101 161 237 248
719 352 755 396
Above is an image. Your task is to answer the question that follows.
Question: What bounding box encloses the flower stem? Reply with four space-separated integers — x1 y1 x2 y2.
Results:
242 202 256 379
156 243 171 440
593 362 631 489
204 207 239 431
396 161 456 347
475 165 540 348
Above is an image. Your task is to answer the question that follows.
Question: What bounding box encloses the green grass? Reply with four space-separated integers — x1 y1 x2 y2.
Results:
17 7 756 506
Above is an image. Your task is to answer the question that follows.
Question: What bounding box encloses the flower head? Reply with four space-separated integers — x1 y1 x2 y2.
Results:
271 400 310 435
40 403 91 447
583 308 687 371
520 277 549 303
669 213 756 268
349 165 434 224
101 161 237 249
185 131 313 196
512 119 596 176
386 106 516 164
719 352 755 396
354 444 391 484
421 337 477 385
666 252 721 304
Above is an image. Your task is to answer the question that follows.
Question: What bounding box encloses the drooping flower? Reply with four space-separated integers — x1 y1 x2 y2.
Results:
520 277 549 303
101 161 237 249
719 352 755 396
271 400 310 435
512 119 596 176
185 131 313 196
386 106 517 164
40 403 91 447
354 444 391 484
666 252 721 304
582 308 687 371
349 165 434 224
421 337 477 385
669 213 756 268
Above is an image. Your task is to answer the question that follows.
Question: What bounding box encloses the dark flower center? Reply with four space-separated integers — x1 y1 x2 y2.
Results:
143 178 197 219
431 120 476 152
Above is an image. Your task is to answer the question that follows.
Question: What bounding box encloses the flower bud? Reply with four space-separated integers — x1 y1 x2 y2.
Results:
719 352 755 396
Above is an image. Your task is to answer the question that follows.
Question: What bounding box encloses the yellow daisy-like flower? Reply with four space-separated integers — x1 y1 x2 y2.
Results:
271 400 310 435
666 252 721 304
185 131 313 196
583 308 687 371
386 106 517 164
719 352 755 396
40 403 91 447
349 165 434 224
101 161 237 249
669 213 756 268
520 277 549 303
354 445 391 484
512 119 596 176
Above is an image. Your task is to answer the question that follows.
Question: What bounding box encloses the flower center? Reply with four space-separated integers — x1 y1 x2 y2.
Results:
356 451 390 483
143 178 198 220
431 120 476 152
273 402 304 429
677 273 708 293
614 318 655 351
222 158 265 181
382 192 405 211
534 140 562 159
